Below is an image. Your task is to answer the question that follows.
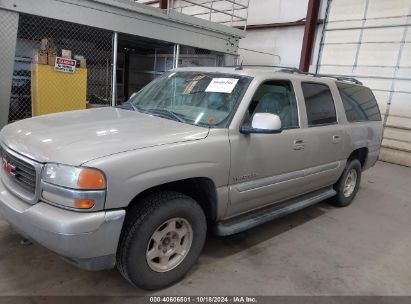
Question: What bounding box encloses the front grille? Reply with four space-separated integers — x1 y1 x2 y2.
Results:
1 146 37 194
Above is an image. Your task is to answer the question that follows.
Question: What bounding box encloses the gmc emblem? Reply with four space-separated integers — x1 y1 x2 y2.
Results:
2 158 16 177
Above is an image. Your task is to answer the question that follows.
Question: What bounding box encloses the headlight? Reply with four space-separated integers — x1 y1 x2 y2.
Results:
43 164 106 190
41 164 106 210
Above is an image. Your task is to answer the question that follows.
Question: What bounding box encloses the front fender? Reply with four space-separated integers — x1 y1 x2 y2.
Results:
84 129 230 210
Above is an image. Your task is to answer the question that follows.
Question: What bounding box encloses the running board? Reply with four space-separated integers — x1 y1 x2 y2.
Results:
214 187 336 236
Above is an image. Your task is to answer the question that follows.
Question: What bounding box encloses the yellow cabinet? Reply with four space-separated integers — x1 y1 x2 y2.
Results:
31 64 87 116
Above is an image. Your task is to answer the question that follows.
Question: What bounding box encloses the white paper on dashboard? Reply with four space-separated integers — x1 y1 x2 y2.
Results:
205 78 239 93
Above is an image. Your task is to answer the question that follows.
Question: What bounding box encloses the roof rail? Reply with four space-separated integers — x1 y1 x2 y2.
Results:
333 76 363 85
224 64 363 85
279 69 363 85
224 64 301 73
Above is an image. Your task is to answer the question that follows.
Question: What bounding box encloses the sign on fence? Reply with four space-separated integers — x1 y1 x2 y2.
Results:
54 57 76 73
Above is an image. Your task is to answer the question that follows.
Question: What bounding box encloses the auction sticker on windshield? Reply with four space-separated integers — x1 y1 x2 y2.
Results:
205 78 239 93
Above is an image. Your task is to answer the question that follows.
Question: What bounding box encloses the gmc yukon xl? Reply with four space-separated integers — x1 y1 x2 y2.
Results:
0 67 383 290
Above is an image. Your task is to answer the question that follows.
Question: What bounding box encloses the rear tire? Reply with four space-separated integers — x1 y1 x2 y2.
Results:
330 159 362 207
117 191 207 290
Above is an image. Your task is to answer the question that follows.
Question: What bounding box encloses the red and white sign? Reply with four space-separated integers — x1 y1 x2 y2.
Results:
54 57 76 73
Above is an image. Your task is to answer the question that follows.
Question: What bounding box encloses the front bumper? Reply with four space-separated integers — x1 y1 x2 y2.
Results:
0 179 125 270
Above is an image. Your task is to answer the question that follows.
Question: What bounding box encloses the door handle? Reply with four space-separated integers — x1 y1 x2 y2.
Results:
332 135 341 144
293 139 305 150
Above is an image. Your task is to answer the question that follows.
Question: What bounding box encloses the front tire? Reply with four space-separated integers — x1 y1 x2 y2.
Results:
330 159 362 207
117 191 207 290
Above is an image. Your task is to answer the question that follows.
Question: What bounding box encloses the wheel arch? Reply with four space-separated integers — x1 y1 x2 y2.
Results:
348 147 368 169
126 177 219 223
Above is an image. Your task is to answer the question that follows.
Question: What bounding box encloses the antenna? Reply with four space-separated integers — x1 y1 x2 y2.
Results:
235 60 244 70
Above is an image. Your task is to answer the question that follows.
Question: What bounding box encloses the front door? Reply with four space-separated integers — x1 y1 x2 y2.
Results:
227 80 310 216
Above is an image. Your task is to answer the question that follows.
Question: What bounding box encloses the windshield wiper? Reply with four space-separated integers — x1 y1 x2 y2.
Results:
145 108 186 123
120 104 185 123
117 101 139 112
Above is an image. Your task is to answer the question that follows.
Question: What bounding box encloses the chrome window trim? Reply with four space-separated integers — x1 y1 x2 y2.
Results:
0 142 43 204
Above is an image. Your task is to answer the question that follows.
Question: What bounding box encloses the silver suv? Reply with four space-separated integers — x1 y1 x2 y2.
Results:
0 67 383 290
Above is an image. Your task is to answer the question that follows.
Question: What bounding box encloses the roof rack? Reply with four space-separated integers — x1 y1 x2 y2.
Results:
225 64 300 73
333 76 363 85
224 64 363 85
294 71 363 85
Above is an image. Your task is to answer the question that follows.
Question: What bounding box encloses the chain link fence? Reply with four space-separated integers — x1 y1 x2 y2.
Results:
0 9 18 128
140 45 225 75
4 12 229 124
117 44 225 101
178 46 225 67
9 13 113 122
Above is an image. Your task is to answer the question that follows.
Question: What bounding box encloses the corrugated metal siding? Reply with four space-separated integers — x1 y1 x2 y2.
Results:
317 0 411 167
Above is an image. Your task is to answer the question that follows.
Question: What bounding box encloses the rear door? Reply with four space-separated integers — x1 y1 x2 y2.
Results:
296 81 346 191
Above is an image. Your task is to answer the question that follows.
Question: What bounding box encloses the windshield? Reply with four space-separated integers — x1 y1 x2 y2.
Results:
125 72 252 127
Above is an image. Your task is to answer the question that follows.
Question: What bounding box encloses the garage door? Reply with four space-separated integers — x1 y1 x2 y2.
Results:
317 0 411 167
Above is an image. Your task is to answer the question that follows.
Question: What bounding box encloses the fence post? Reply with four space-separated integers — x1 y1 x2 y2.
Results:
174 44 180 68
0 10 19 128
111 32 118 107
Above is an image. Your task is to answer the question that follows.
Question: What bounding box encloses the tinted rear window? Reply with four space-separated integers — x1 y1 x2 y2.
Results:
337 82 381 122
301 82 337 126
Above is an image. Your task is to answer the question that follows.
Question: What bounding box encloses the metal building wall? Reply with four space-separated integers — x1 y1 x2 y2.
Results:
318 0 411 167
236 0 327 68
237 0 310 65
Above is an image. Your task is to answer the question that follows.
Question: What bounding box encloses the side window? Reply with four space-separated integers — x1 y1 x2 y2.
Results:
337 82 381 122
302 82 337 126
246 81 299 129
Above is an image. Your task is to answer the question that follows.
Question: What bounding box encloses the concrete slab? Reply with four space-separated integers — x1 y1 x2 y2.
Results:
0 161 410 295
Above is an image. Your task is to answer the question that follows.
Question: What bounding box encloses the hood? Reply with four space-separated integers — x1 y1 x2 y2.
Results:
0 108 209 165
